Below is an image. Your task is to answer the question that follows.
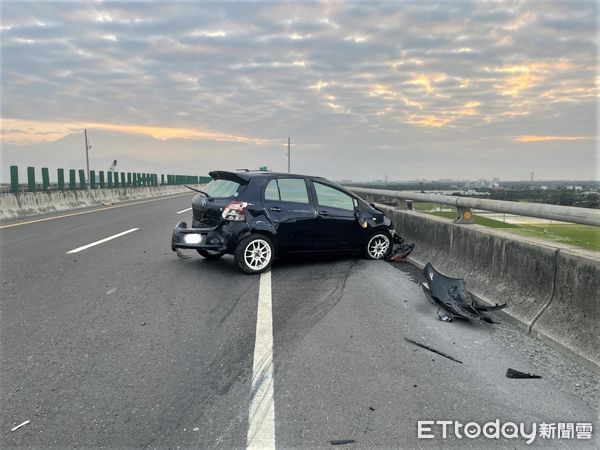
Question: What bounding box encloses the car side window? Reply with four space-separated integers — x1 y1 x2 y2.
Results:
314 182 355 211
264 178 309 204
264 179 280 201
277 178 309 204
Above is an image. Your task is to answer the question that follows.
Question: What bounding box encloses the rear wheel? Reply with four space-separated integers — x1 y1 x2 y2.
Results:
197 249 225 260
234 235 274 274
365 231 392 260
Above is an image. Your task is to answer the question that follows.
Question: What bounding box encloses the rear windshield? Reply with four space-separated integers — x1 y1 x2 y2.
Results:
204 179 242 198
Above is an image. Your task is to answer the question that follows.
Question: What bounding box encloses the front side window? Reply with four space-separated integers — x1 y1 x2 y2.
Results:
263 178 309 204
314 182 355 211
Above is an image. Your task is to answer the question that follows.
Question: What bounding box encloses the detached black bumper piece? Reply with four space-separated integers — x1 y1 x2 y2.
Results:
419 263 507 322
171 221 227 252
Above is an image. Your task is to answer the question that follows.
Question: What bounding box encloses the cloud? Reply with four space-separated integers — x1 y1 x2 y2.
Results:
1 0 597 180
1 118 266 144
514 135 594 143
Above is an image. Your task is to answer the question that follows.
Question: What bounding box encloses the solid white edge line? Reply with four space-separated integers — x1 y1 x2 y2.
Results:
247 270 276 450
177 207 192 214
66 228 139 254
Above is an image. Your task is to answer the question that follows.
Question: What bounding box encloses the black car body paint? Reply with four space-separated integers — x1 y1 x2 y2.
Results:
172 170 397 272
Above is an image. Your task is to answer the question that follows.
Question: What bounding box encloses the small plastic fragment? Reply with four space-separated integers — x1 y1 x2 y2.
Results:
437 309 453 322
506 368 541 379
404 338 463 364
11 420 30 432
330 439 355 445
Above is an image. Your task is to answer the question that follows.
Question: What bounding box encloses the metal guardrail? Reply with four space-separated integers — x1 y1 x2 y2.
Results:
5 165 212 194
349 187 600 227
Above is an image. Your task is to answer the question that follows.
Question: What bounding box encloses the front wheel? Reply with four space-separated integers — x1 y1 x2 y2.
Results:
197 249 225 260
234 235 275 274
364 231 392 260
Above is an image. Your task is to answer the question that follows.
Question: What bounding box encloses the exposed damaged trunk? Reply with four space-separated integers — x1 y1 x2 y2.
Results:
419 263 507 322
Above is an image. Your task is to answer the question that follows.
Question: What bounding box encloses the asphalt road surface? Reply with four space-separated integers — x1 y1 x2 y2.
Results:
1 193 598 449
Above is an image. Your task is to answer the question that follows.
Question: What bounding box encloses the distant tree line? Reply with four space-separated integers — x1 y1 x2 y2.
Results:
343 182 600 209
487 189 599 209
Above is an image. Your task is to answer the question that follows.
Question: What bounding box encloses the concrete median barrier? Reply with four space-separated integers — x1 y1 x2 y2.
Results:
531 249 600 368
381 206 600 370
0 184 203 221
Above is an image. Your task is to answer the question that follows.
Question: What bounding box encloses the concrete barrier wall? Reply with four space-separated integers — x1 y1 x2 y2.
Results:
380 206 600 369
0 185 203 221
532 249 600 367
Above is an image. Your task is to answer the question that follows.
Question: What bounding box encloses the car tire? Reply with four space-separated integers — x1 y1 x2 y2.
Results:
234 235 275 274
364 231 392 260
197 249 225 260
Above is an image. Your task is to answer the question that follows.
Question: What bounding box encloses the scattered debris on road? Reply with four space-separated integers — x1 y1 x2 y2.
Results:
437 309 453 322
404 337 463 364
386 235 415 262
11 420 30 432
420 263 507 322
506 368 542 379
330 439 355 445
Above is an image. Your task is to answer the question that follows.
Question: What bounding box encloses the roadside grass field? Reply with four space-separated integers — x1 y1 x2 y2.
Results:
505 225 600 252
428 211 600 251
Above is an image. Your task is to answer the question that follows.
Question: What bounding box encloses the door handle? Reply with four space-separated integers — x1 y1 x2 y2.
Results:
319 210 329 216
269 207 282 212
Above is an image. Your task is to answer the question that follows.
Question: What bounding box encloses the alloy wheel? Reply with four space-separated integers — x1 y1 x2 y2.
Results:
367 234 390 259
244 239 272 271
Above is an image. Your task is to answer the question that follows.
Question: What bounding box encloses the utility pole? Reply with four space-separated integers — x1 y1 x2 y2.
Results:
287 137 291 173
84 129 91 188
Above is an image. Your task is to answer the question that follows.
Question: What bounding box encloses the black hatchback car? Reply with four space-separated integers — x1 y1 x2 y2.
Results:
172 170 395 274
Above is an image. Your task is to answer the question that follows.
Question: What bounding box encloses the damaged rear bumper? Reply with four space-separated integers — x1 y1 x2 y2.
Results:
171 221 227 252
420 263 507 321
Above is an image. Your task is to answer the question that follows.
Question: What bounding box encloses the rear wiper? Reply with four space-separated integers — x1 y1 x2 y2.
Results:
184 185 213 198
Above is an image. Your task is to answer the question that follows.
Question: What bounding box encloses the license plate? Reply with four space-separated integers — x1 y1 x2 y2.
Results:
183 234 202 244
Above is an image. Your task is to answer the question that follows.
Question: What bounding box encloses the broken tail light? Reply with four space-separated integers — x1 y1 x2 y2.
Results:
222 201 248 221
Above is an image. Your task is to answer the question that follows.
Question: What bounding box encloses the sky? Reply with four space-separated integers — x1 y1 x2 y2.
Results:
1 0 598 181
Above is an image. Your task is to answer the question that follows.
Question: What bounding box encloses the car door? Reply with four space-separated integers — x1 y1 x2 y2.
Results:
262 177 320 252
311 181 363 250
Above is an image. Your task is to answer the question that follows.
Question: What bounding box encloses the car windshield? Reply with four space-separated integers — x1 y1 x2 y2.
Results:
204 179 241 197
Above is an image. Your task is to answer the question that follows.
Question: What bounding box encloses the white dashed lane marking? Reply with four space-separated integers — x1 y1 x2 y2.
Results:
66 228 139 254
